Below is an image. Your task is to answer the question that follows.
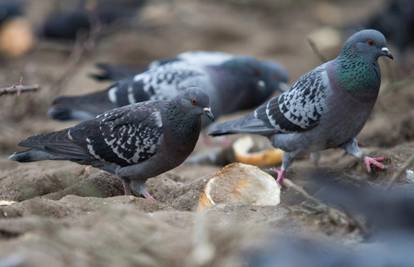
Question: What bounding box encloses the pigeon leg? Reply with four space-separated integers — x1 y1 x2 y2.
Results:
271 168 286 185
270 151 298 186
310 152 321 166
364 156 385 173
342 138 386 172
130 180 155 200
121 177 132 195
116 163 158 200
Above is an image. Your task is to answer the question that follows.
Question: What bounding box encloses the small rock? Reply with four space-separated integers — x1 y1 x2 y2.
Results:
198 163 280 211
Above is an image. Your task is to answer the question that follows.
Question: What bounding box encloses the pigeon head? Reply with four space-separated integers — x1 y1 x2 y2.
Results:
341 29 393 61
336 29 392 96
177 88 214 121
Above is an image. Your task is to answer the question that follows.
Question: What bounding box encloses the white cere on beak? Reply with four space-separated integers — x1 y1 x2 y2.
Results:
381 47 390 53
203 107 211 113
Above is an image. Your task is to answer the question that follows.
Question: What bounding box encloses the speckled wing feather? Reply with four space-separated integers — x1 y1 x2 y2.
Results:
255 66 327 132
21 101 165 166
67 101 165 167
106 62 207 106
210 65 328 136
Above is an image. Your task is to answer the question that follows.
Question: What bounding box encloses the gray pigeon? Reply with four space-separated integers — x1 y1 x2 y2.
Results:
10 89 214 198
48 54 289 123
209 29 393 184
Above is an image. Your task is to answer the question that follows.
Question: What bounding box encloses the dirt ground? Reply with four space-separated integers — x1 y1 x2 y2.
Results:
1 0 414 266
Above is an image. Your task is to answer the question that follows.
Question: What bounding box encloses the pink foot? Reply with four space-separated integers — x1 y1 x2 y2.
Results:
141 189 156 201
270 168 286 186
363 156 385 173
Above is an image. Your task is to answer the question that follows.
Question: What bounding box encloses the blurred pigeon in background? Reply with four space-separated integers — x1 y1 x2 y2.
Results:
40 0 146 40
0 0 24 25
48 53 289 125
10 89 214 198
210 30 393 184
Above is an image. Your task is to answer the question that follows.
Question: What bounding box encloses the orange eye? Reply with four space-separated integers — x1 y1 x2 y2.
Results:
191 99 197 105
367 39 374 46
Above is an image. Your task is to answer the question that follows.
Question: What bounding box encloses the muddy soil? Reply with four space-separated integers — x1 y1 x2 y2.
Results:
1 0 413 266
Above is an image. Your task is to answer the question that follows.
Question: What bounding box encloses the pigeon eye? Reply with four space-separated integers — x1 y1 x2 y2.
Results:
367 40 375 46
191 99 197 105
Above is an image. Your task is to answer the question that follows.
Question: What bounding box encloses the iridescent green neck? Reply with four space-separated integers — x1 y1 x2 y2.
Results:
335 46 380 94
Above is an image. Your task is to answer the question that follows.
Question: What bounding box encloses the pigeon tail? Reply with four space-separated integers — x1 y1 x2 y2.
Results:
9 149 58 162
15 129 90 162
209 113 275 136
48 89 116 121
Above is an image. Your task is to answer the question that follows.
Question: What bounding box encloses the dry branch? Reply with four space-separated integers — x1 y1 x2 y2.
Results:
0 84 40 97
307 37 327 63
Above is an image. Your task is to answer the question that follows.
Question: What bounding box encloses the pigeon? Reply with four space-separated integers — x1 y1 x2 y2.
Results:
48 54 289 124
209 29 393 184
90 51 238 82
9 89 214 198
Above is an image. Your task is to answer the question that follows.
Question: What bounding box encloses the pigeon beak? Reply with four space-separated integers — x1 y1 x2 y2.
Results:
381 47 394 60
203 107 215 121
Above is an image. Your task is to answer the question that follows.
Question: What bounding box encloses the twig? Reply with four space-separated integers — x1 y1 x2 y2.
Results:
48 14 102 95
386 153 414 189
0 84 40 97
284 178 353 225
307 37 327 63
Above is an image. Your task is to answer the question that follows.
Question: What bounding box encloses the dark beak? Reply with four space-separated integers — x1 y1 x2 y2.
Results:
203 107 215 121
381 47 394 60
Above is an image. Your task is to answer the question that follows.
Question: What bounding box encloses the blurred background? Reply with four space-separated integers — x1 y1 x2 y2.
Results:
0 0 414 266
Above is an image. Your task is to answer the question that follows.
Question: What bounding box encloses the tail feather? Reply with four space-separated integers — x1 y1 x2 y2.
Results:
9 149 64 162
89 63 146 81
15 129 90 162
48 89 116 121
209 113 276 136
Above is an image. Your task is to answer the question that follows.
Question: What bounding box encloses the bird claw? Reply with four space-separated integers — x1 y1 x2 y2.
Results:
364 156 385 173
270 167 286 186
141 189 156 201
